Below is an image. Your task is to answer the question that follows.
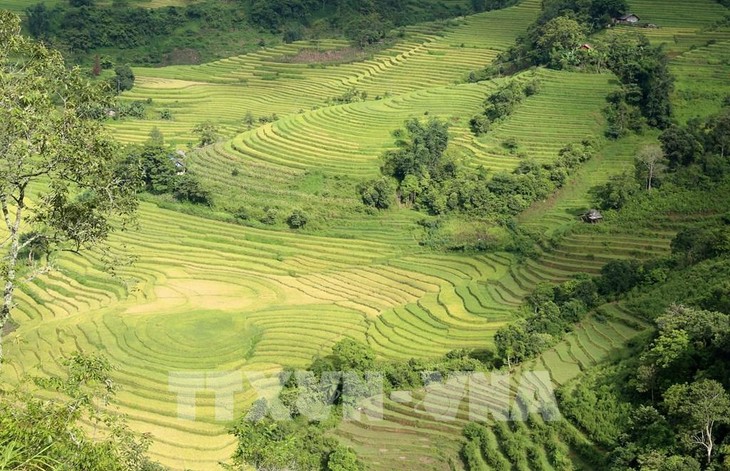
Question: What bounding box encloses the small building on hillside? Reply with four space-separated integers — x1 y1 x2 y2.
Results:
582 209 604 224
645 23 659 28
170 151 187 175
579 43 594 50
616 13 640 24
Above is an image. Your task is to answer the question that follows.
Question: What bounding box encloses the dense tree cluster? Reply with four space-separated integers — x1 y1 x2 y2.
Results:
494 275 601 367
124 131 213 206
603 33 674 136
23 0 509 63
26 2 186 51
361 117 596 219
482 0 627 74
231 338 487 470
469 0 674 136
559 304 730 469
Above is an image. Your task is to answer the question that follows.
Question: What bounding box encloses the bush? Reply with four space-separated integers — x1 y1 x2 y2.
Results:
173 173 212 205
261 207 278 224
233 206 250 221
286 209 309 229
523 78 541 96
192 121 219 146
469 114 490 135
357 178 394 209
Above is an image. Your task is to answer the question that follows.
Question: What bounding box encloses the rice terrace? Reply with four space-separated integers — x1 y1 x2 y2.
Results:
1 0 730 470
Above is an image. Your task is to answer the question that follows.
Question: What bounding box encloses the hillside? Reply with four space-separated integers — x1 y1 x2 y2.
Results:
1 0 730 470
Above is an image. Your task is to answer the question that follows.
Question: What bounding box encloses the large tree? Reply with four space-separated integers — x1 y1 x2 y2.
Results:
664 379 730 465
0 12 138 361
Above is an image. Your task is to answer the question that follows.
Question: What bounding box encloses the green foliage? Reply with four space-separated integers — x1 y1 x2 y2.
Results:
192 121 220 147
0 352 165 470
261 207 279 225
232 339 491 470
24 0 485 66
590 171 640 210
286 209 309 229
670 226 730 266
0 11 138 346
375 116 594 219
110 63 135 93
663 379 730 465
603 32 674 130
325 88 368 105
173 173 212 206
557 366 634 447
25 3 51 39
495 275 599 366
357 177 394 209
230 410 339 471
486 0 627 74
331 338 375 371
469 114 490 136
327 446 364 471
380 118 451 183
483 81 527 121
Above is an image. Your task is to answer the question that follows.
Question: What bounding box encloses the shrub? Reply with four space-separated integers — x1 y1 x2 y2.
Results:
286 210 309 229
469 114 490 135
261 207 278 224
173 173 212 205
523 78 541 96
357 178 394 209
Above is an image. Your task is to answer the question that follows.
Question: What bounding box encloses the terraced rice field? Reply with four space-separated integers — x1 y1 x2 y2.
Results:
338 306 649 470
107 0 542 146
11 195 655 469
4 0 729 469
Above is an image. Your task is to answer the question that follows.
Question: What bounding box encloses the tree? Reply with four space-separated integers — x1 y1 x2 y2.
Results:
380 118 450 182
357 177 394 209
327 446 363 470
110 64 135 94
590 171 640 210
635 144 666 190
1 352 164 470
494 322 534 368
331 338 375 372
469 114 490 135
659 125 703 168
706 108 730 158
286 209 309 229
536 16 587 67
25 3 51 39
69 0 95 6
663 379 730 465
173 174 212 205
192 121 220 146
0 12 138 362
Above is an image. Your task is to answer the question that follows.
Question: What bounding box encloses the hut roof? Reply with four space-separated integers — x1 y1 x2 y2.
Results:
585 209 603 220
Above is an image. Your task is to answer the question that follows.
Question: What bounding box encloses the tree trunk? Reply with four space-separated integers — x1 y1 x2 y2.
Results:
0 188 24 365
706 424 713 465
0 229 20 364
647 164 653 190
